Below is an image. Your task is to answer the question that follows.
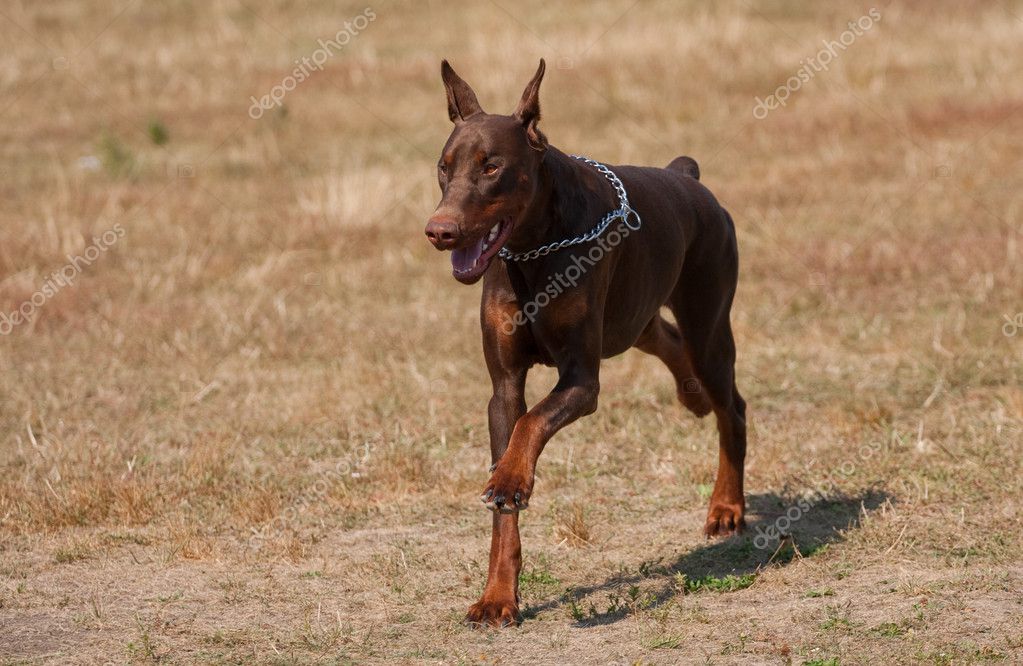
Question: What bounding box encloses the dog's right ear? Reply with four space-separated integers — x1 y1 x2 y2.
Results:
513 59 547 152
441 60 484 123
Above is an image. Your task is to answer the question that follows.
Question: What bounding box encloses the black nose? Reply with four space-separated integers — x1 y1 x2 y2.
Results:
425 215 459 249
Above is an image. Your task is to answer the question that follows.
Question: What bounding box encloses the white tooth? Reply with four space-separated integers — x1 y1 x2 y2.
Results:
488 224 500 241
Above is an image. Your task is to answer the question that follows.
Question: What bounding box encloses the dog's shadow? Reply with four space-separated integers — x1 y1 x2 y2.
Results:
523 489 890 627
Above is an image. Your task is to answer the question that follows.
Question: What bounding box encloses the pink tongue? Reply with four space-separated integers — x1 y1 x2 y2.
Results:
451 235 486 273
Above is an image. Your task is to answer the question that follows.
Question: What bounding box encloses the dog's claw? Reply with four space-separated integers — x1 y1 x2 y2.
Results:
466 597 520 629
703 501 746 538
481 461 533 513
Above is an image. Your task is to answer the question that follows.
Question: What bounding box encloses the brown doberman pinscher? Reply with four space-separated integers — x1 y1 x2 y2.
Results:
425 59 747 628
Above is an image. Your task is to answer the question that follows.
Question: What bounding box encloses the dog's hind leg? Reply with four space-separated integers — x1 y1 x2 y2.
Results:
633 315 713 417
668 214 747 538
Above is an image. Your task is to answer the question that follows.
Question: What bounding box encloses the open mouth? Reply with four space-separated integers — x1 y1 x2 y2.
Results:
450 218 514 284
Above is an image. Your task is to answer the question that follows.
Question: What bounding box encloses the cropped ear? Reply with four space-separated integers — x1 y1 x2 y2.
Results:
441 60 483 123
513 59 547 151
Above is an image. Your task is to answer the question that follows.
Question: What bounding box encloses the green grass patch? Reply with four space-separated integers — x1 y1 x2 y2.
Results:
683 573 756 593
98 131 137 178
519 567 561 598
820 616 852 630
147 119 170 146
873 621 907 637
644 633 685 649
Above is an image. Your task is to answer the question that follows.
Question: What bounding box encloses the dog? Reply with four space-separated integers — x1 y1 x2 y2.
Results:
425 59 747 628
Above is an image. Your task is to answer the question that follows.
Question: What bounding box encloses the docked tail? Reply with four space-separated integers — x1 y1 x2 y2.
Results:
666 156 700 180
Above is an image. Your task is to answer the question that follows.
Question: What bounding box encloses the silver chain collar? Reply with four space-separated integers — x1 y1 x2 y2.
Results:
497 155 642 262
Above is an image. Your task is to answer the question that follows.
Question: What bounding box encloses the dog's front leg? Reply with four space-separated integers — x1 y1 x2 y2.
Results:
468 361 599 628
466 369 527 628
481 361 600 513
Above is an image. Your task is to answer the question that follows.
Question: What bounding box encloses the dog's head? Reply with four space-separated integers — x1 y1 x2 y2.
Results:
425 59 548 284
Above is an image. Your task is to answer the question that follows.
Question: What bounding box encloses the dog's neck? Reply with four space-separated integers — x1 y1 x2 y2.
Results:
503 147 619 260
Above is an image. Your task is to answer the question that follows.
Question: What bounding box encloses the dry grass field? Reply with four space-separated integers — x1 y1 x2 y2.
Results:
1 0 1022 663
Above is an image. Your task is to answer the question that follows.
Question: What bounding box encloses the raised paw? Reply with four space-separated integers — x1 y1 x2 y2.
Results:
466 596 520 628
480 463 532 513
703 500 746 538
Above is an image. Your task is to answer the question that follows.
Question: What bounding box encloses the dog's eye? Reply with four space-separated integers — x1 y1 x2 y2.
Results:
482 164 500 176
438 164 447 175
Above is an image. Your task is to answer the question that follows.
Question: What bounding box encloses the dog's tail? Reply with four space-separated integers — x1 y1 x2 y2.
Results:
666 156 700 180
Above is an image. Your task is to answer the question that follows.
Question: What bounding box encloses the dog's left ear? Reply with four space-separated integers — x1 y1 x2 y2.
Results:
513 59 547 152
